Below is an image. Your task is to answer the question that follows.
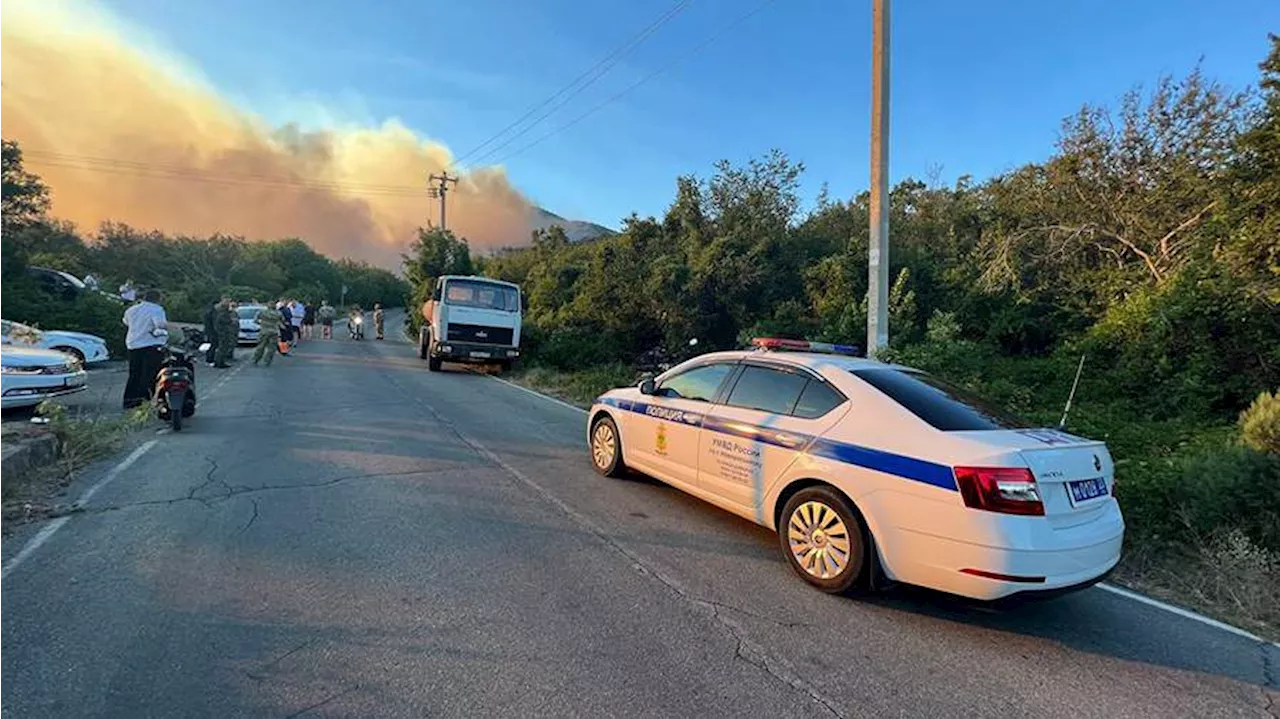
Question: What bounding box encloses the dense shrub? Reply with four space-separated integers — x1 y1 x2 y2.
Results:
1121 445 1280 552
525 321 627 371
1083 270 1280 420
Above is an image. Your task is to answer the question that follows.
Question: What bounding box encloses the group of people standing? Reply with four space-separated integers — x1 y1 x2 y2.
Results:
116 284 393 409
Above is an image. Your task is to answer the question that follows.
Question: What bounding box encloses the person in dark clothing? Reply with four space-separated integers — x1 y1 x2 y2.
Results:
277 300 294 344
302 301 317 339
202 297 226 365
214 300 237 367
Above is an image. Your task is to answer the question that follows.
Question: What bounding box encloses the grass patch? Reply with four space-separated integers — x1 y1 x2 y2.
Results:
509 363 638 408
1 402 150 527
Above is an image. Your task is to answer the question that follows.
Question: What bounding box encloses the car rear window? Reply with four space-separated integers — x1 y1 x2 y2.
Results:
851 368 1032 431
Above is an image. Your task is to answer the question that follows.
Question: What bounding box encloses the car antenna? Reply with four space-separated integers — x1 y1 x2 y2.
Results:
1058 354 1086 430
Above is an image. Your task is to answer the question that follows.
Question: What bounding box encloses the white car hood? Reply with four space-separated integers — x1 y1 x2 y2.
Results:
1 346 77 366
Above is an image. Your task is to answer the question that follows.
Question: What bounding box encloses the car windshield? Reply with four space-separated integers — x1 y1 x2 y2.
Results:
237 307 266 319
56 271 87 289
2 321 44 343
443 280 519 312
851 368 1033 431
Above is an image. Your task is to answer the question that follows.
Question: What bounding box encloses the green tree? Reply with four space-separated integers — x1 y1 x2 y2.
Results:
1215 34 1280 303
1 139 50 231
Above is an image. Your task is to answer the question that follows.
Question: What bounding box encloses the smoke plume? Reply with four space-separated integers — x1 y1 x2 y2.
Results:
0 0 534 269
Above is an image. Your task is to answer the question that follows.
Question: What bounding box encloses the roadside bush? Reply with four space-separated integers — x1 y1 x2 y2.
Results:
526 321 626 371
1239 390 1280 455
1121 445 1280 552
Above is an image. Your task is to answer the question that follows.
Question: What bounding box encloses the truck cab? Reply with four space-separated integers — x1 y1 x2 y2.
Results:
419 275 522 373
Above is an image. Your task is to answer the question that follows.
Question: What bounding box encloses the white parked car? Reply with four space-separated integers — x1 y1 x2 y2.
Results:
1 346 88 409
587 338 1123 601
1 319 110 364
236 305 268 345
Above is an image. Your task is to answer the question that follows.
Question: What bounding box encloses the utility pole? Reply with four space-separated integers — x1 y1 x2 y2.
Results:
427 172 459 231
867 0 890 356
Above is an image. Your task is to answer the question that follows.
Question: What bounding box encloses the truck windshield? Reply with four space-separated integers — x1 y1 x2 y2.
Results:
444 280 519 312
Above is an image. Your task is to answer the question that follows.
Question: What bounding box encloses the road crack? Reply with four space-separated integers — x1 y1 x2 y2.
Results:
237 498 260 536
284 683 359 718
245 639 316 682
42 466 460 521
383 371 846 718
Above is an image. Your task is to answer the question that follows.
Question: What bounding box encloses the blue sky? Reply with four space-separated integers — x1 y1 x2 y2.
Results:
101 0 1277 229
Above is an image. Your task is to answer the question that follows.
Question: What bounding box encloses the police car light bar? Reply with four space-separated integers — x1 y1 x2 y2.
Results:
751 337 860 356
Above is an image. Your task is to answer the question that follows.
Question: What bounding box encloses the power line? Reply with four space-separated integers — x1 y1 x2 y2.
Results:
482 0 777 169
450 0 692 169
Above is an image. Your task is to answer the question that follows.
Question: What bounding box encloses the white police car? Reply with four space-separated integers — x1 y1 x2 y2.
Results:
588 338 1123 601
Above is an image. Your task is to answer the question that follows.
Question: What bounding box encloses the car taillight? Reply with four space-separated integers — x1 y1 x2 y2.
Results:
954 466 1044 516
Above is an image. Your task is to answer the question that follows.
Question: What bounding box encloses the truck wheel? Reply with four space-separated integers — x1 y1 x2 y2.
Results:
418 328 429 359
428 350 442 372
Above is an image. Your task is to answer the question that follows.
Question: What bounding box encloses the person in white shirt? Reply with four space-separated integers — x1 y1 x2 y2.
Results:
119 280 137 303
83 273 100 291
121 290 169 409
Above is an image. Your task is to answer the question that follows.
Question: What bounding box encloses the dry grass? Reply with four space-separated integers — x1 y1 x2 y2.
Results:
1113 530 1279 641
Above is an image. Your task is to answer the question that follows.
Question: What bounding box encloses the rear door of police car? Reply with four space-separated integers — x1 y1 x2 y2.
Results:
697 361 849 517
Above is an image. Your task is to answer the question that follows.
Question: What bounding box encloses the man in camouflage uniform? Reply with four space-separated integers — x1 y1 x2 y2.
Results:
214 299 238 368
252 304 284 366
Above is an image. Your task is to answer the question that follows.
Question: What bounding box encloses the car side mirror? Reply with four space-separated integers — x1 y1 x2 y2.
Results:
639 379 656 396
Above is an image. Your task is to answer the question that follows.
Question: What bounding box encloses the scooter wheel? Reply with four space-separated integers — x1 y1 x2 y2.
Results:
172 410 183 431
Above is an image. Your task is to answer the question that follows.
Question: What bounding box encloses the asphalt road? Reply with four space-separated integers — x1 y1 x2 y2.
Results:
3 310 1277 718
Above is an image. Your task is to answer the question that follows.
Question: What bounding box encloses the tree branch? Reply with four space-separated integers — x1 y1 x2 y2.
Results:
1157 200 1217 258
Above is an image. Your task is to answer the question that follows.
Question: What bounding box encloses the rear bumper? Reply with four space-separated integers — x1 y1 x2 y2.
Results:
895 528 1124 601
881 501 1126 601
432 341 519 363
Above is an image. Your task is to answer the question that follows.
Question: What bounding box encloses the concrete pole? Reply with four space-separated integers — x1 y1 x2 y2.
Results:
867 0 890 356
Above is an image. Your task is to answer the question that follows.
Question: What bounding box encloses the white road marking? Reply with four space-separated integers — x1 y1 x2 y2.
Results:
0 518 70 581
484 372 1279 648
74 439 158 505
1 439 158 579
1096 582 1278 647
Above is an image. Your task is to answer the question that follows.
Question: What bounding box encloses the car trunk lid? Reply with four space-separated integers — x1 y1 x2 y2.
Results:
953 428 1114 525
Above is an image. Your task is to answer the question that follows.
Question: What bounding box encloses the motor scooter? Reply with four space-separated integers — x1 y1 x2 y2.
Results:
155 341 211 431
348 314 365 340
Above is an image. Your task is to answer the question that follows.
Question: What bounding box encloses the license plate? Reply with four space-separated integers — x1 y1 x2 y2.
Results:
469 351 491 359
1067 477 1108 504
65 375 86 387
